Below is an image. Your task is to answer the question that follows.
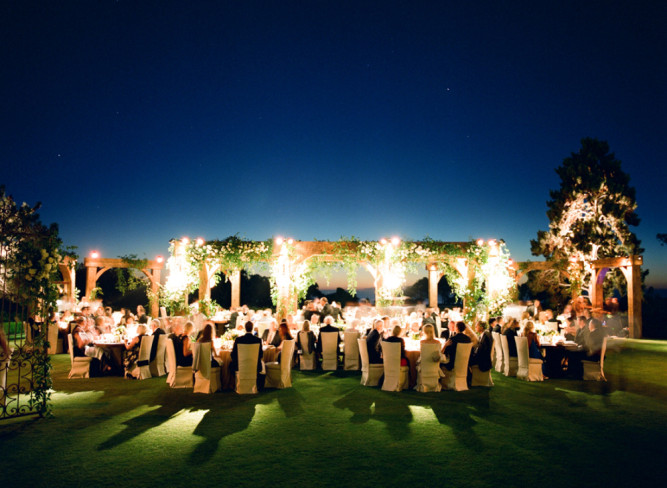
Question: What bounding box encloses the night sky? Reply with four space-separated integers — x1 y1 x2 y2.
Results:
2 1 666 288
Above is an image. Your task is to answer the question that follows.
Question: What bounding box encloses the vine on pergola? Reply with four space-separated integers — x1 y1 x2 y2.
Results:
161 235 517 321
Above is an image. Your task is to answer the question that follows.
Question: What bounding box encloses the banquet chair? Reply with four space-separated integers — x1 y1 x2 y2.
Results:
470 339 495 387
47 321 62 354
149 334 168 377
320 331 339 370
358 338 383 387
582 337 607 381
255 321 270 339
298 331 316 370
193 342 221 393
165 338 193 388
67 334 92 379
500 334 518 377
515 336 543 382
343 330 361 370
415 342 443 392
441 342 473 391
236 343 260 394
492 332 504 373
381 341 409 392
129 335 153 380
266 339 295 389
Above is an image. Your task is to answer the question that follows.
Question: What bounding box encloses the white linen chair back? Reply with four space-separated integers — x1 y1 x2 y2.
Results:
500 334 518 376
134 335 153 379
256 320 270 339
343 330 360 370
442 342 473 391
193 342 221 393
298 331 315 370
583 336 608 381
47 322 60 354
320 331 339 370
381 341 408 391
160 306 167 318
149 334 168 377
67 334 92 379
165 338 193 388
416 342 442 392
516 335 530 379
358 338 383 386
266 339 295 388
492 332 504 373
236 343 260 394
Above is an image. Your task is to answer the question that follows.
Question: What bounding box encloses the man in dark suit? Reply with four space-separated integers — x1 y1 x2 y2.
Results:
319 297 335 321
422 308 439 336
230 321 263 374
261 320 281 347
442 322 472 371
503 320 519 357
470 321 493 372
227 307 239 333
329 301 345 323
149 319 166 362
365 319 384 364
316 315 341 356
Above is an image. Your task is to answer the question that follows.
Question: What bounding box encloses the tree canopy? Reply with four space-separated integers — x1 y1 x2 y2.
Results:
530 138 642 297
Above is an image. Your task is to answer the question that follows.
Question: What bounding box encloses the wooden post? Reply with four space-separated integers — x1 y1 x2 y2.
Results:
198 264 210 302
627 260 643 339
590 268 605 314
230 270 241 309
85 265 97 300
150 269 160 318
428 266 439 308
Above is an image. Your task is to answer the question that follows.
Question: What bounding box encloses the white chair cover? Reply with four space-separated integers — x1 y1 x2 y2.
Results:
441 342 473 391
320 331 339 371
500 334 518 377
583 337 607 381
193 342 221 393
470 365 494 387
358 338 383 386
299 331 316 370
381 341 409 392
130 335 153 379
67 334 92 379
256 321 270 339
266 339 295 389
165 338 193 388
149 334 168 377
416 342 442 392
492 331 504 373
47 322 61 354
515 336 543 381
343 330 360 370
236 343 260 394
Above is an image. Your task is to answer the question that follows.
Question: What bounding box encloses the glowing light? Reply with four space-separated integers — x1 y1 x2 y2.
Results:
391 237 400 246
380 238 388 246
90 251 99 259
156 255 164 263
429 264 437 271
181 237 190 244
287 238 294 245
488 239 496 246
275 237 284 245
195 237 204 246
476 239 484 246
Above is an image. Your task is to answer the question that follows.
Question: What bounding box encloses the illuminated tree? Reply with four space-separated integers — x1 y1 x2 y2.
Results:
530 138 642 299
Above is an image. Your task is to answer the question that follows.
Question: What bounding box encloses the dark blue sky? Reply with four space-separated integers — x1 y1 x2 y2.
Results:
2 1 666 287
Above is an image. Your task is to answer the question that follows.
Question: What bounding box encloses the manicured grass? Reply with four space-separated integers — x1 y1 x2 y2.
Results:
1 341 666 488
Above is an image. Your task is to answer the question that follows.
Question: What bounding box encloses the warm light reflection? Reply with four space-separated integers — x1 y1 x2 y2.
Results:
90 251 99 259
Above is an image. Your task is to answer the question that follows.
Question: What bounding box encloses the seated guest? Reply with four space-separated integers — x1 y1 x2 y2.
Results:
441 320 455 340
366 319 384 364
524 321 544 360
585 318 606 362
94 315 109 335
149 319 166 362
574 315 589 346
316 315 341 356
169 322 190 367
567 317 605 379
296 320 316 357
181 321 194 364
470 321 493 372
262 319 281 347
420 324 440 346
503 318 520 357
383 325 408 366
274 322 293 361
123 324 148 377
230 321 264 382
489 317 500 334
136 305 149 324
196 323 219 368
441 321 472 371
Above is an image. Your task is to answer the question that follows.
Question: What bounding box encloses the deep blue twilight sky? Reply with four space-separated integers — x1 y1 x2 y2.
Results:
1 1 666 288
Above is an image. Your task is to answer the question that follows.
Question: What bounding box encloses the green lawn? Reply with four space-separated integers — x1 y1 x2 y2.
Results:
1 340 666 488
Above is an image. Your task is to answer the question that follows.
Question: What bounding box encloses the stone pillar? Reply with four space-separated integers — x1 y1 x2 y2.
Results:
627 261 643 339
230 270 241 309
